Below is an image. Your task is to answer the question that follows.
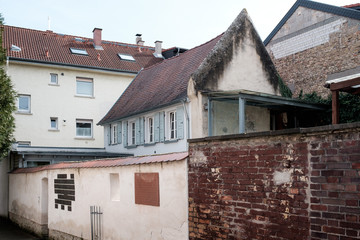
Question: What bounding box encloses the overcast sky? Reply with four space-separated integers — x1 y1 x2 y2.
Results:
0 0 357 49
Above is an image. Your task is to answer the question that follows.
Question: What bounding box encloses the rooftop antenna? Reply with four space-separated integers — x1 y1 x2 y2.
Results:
47 16 51 31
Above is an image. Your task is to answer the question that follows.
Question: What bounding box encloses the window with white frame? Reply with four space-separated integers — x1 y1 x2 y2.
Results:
50 117 58 130
17 95 31 113
76 77 93 97
145 116 154 143
76 119 92 138
50 73 58 85
128 121 136 145
167 111 177 140
111 124 118 144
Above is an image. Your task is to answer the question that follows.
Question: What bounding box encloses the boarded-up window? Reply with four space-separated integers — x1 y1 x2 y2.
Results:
134 173 159 207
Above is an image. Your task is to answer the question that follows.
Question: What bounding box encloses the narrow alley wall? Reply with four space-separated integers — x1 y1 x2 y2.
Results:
188 123 360 240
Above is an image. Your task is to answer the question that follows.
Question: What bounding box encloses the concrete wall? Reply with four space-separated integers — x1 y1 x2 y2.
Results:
266 7 360 97
8 62 134 148
9 159 188 240
188 123 360 240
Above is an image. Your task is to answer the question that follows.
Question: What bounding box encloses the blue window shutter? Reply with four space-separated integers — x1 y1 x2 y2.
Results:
117 122 122 144
154 113 160 142
108 125 112 145
140 117 145 144
160 111 165 142
176 106 184 139
123 122 128 147
136 118 140 145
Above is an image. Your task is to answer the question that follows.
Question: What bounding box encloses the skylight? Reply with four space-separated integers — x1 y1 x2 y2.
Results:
70 48 88 55
118 53 135 62
11 44 21 52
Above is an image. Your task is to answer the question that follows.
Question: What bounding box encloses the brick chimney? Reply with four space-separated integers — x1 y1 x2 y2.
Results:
93 28 103 50
136 34 144 46
154 40 163 58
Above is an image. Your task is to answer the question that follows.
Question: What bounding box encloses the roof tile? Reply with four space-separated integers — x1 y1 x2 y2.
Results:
3 26 162 72
11 152 188 173
99 34 223 124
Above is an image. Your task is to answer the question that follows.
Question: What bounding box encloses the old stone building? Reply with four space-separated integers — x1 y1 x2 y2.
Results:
265 0 360 97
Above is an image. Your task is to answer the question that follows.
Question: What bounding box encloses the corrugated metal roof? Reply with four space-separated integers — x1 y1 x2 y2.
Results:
11 152 188 174
264 0 360 46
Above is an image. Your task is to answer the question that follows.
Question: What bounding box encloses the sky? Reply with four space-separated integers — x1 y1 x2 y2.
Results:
0 0 357 49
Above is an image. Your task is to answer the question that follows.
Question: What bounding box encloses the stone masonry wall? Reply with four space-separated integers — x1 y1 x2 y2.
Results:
188 123 360 240
266 18 360 98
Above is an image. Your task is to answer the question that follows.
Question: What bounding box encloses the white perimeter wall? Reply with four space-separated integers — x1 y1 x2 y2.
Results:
9 160 188 240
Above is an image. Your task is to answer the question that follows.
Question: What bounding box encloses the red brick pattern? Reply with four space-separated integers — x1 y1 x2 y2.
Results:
188 126 360 240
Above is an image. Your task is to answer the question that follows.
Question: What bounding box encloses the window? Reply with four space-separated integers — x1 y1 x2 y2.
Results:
145 117 154 143
111 124 118 144
76 119 92 138
17 95 31 113
50 117 58 130
70 48 88 55
128 121 136 145
11 44 21 52
167 111 176 140
50 73 58 85
118 53 135 62
76 78 93 97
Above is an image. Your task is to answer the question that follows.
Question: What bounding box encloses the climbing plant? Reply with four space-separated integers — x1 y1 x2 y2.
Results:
0 14 16 158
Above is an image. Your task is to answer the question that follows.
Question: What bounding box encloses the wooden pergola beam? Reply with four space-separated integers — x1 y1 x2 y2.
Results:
329 77 360 91
332 90 339 124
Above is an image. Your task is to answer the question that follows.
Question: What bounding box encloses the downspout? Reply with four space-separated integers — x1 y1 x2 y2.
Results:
6 56 9 74
182 99 190 149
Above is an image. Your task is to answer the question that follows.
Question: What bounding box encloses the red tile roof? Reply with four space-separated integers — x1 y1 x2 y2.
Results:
11 152 188 174
2 25 162 73
99 34 223 124
342 3 360 8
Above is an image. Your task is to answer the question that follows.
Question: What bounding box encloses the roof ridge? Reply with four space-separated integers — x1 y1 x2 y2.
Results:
140 33 224 72
4 25 155 50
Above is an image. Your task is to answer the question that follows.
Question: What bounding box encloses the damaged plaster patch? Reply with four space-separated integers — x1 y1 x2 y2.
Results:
273 170 292 185
190 151 208 166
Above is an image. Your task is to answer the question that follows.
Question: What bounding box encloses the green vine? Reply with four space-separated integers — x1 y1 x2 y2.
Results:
278 75 292 98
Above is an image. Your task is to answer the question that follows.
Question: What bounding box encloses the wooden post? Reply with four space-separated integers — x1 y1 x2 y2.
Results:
332 90 339 124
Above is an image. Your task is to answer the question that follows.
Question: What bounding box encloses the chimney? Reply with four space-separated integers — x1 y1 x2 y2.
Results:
136 34 144 46
154 40 163 58
93 28 103 50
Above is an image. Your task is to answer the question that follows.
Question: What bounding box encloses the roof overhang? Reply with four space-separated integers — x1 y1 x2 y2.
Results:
325 69 360 95
204 89 328 111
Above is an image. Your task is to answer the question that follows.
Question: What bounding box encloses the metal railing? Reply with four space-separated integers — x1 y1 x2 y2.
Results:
90 206 102 240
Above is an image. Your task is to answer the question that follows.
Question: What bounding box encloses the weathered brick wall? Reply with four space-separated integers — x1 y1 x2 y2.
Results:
266 20 360 97
188 123 360 240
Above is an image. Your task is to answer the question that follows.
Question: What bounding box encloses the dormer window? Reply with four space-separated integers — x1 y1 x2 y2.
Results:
11 44 21 52
70 48 88 55
118 53 135 62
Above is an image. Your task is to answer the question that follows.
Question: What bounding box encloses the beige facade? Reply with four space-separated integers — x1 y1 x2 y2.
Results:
8 61 134 148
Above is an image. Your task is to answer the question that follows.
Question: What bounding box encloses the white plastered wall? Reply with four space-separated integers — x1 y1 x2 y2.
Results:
9 159 188 240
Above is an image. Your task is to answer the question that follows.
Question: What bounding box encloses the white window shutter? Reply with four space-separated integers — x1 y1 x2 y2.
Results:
108 125 112 145
176 106 184 139
117 122 122 144
159 112 165 142
154 113 160 142
123 122 128 147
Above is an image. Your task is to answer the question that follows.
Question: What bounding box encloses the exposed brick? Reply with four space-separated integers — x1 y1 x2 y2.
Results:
323 226 345 235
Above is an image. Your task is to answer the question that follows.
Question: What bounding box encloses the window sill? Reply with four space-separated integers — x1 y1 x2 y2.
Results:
74 95 95 99
74 137 95 140
48 129 60 132
15 111 32 115
109 143 119 146
48 83 60 87
125 145 137 149
144 142 156 147
164 139 178 144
